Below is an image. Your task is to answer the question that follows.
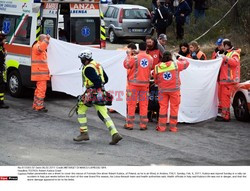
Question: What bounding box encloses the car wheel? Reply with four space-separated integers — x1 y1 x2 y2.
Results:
7 70 24 97
233 93 250 121
109 29 117 43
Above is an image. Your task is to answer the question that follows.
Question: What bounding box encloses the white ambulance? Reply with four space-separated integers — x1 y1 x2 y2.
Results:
0 0 106 97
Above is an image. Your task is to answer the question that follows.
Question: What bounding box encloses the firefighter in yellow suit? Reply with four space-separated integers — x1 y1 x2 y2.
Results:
74 49 122 145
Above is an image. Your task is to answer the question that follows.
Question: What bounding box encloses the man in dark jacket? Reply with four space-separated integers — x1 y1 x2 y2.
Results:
152 0 173 37
185 0 193 24
152 0 158 11
0 31 9 109
174 0 191 40
194 0 207 23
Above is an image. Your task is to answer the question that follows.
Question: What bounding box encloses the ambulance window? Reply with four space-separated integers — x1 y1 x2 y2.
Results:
13 17 32 45
0 16 16 42
71 18 100 45
42 18 56 38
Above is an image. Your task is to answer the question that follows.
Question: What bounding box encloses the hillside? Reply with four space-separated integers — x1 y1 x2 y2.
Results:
126 0 250 81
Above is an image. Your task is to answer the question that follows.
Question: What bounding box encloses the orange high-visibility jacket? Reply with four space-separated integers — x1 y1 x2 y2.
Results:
154 59 189 92
219 48 241 84
31 37 50 81
124 51 153 86
147 49 161 69
211 51 217 59
196 50 207 60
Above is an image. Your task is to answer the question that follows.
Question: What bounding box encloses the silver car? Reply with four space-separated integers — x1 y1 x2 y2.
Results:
104 4 153 43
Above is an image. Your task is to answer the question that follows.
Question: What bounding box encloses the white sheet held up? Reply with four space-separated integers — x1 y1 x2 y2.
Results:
47 38 222 123
47 38 127 117
178 57 222 123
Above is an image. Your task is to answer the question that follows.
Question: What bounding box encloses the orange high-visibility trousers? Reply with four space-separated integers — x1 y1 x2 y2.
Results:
33 80 47 110
219 84 234 120
217 82 222 114
126 84 149 128
157 91 181 132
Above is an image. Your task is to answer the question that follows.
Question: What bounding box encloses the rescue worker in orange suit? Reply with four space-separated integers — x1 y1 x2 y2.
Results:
146 35 162 69
211 38 224 115
154 51 189 132
189 40 207 60
31 34 50 112
124 42 153 130
215 39 241 122
0 31 9 109
74 49 122 145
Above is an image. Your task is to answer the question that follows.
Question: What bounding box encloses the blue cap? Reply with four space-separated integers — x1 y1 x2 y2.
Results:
216 38 224 46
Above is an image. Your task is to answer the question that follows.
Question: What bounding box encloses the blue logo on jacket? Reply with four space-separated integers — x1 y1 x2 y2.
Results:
140 59 148 68
163 72 172 80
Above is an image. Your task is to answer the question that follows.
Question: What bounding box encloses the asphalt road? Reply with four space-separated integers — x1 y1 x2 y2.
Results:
0 90 250 166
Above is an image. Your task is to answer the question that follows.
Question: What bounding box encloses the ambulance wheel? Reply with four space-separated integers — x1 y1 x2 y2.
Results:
7 70 24 97
109 29 117 43
233 93 250 122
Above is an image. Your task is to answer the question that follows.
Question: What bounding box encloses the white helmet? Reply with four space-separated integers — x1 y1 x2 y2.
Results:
78 49 92 60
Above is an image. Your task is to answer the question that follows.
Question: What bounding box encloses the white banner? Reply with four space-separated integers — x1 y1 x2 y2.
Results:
47 38 222 123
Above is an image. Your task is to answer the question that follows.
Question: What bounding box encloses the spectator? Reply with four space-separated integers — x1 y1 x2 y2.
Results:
185 0 193 25
194 0 207 23
174 0 191 40
178 42 191 58
165 0 175 14
152 0 173 37
152 0 158 11
157 34 168 55
189 40 207 60
173 0 179 12
211 38 224 59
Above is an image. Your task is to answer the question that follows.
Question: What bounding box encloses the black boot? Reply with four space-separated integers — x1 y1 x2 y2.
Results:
0 101 9 109
215 116 230 122
109 133 123 145
73 132 90 142
37 107 48 112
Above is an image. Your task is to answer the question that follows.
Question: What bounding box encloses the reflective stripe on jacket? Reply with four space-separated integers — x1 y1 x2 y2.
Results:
219 49 241 84
124 51 153 86
31 38 50 81
82 61 105 88
154 59 189 92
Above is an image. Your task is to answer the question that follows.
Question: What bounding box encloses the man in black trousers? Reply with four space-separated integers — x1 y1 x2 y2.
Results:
152 0 173 37
174 0 191 40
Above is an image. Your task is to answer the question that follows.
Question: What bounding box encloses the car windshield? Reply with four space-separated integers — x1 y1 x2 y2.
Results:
123 9 149 19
